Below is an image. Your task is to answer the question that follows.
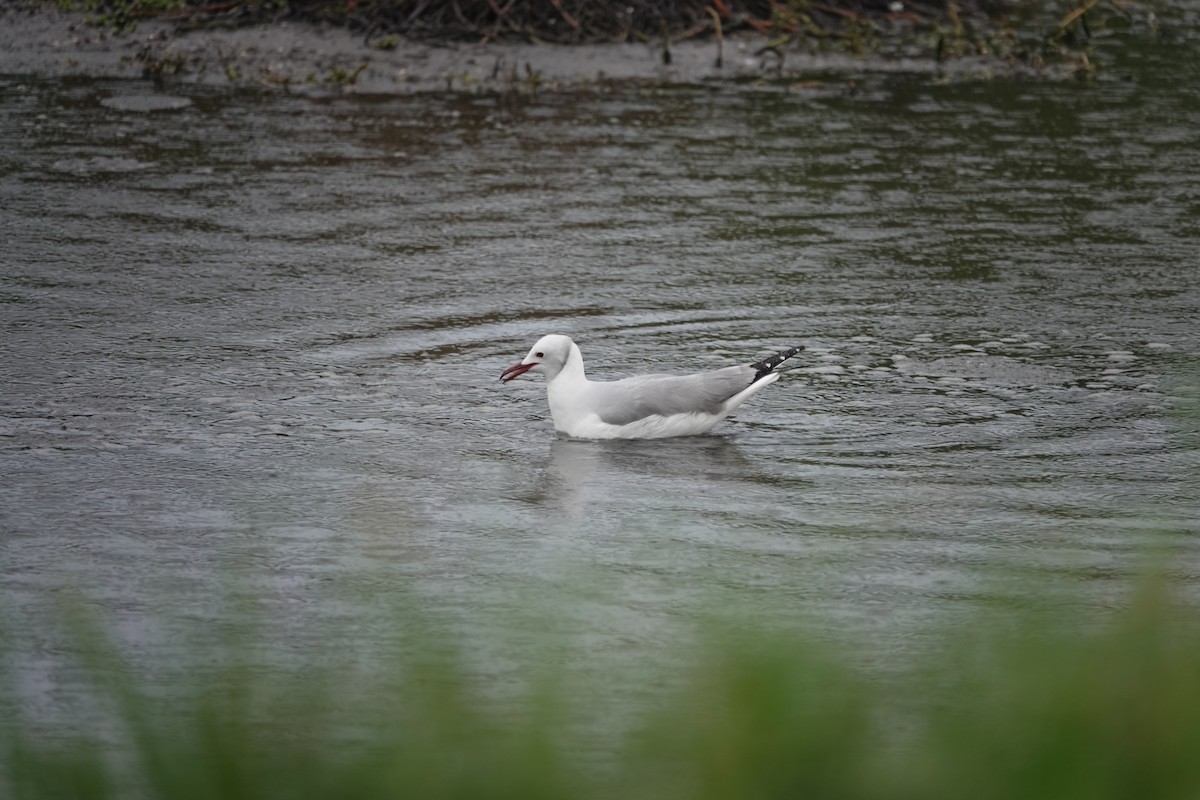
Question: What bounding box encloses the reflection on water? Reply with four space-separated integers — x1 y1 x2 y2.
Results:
2 35 1200 740
540 436 758 517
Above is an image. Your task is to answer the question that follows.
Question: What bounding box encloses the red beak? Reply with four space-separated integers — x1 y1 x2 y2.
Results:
499 361 538 383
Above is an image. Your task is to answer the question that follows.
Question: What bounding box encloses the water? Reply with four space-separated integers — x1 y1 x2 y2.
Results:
2 27 1199 740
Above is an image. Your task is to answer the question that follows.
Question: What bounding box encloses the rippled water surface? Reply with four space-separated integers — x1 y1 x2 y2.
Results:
3 32 1200 736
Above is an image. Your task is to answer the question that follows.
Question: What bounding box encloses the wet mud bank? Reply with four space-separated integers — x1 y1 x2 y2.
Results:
0 2 1102 94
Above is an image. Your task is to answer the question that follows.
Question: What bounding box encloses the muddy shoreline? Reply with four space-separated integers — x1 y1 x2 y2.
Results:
5 2 1071 93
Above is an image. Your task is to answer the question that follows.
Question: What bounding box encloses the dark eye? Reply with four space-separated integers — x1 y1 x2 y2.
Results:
535 352 544 358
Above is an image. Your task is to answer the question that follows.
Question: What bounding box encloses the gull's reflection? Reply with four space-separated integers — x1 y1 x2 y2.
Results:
541 435 757 519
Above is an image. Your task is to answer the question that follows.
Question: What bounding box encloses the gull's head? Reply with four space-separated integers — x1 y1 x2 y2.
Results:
500 334 576 383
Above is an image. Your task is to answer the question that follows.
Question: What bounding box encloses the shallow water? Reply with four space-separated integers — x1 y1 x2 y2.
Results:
2 29 1200 739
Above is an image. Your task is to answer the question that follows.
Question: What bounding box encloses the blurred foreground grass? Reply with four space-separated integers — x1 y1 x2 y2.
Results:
4 577 1200 800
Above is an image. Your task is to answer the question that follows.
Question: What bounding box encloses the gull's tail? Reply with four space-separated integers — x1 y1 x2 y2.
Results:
751 346 804 383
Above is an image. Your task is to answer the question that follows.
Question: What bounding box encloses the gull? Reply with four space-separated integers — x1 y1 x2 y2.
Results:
500 334 803 439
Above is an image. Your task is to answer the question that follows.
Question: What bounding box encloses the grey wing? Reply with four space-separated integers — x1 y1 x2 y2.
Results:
590 366 756 426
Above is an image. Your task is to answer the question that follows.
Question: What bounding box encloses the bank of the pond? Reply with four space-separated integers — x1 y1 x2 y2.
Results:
0 1 1114 93
7 581 1200 800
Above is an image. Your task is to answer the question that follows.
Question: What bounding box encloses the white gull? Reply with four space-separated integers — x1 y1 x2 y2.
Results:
499 334 803 439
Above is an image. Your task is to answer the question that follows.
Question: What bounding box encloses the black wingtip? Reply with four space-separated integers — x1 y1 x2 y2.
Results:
751 346 804 382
